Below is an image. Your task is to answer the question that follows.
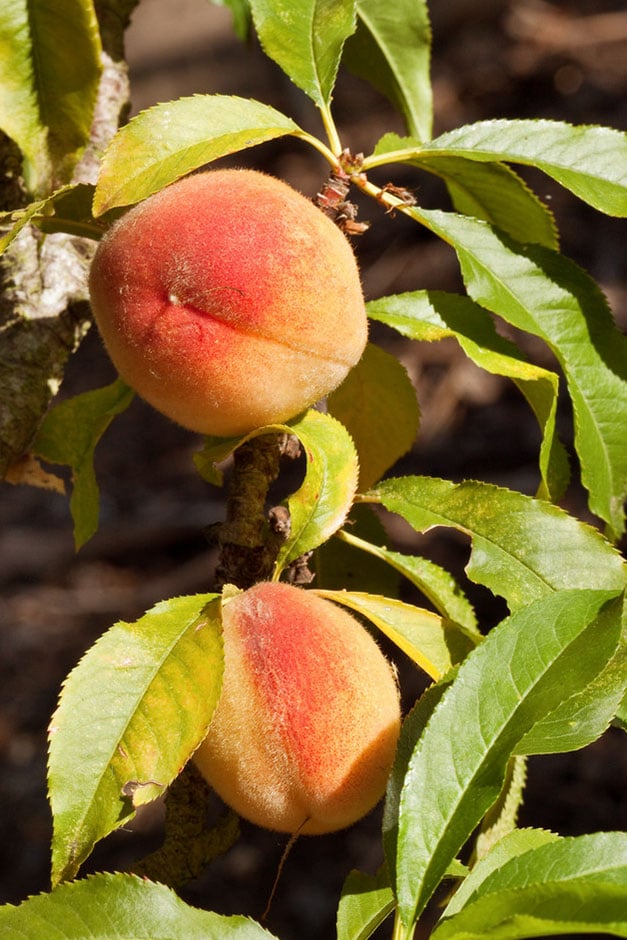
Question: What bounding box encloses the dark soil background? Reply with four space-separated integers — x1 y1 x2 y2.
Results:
1 1 626 937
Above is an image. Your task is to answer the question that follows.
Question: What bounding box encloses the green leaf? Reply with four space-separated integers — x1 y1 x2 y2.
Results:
515 637 627 754
48 594 223 884
336 528 478 633
422 119 627 217
433 832 627 940
0 872 278 938
367 290 569 501
249 0 356 108
194 411 359 573
337 867 395 940
92 95 300 215
395 589 623 926
315 590 475 680
32 379 135 549
383 677 456 889
370 477 626 610
327 342 420 491
274 409 359 571
411 209 627 538
443 828 559 919
343 0 432 141
0 0 102 195
371 135 557 248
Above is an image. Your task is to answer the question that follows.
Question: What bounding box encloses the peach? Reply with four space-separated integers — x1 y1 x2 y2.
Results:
88 169 367 436
194 581 400 834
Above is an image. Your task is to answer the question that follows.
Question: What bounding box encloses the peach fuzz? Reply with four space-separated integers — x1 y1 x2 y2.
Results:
194 581 401 834
88 169 368 436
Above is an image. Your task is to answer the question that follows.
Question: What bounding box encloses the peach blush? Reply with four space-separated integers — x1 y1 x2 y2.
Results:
88 169 368 436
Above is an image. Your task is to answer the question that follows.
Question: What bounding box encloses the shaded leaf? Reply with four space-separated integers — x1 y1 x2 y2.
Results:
344 0 432 141
93 95 300 214
327 342 420 491
249 0 356 108
0 872 277 938
49 594 223 884
314 504 401 597
367 290 569 501
32 379 135 548
370 476 626 610
433 832 627 940
315 589 474 679
0 0 102 194
395 589 623 926
337 867 395 940
411 208 627 538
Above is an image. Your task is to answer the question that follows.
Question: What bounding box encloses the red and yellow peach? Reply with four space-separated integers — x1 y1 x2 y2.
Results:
194 581 400 834
88 169 367 436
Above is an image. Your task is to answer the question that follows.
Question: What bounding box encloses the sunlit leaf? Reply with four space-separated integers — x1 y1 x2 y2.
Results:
315 589 475 679
327 343 420 491
0 872 278 938
423 119 627 217
0 0 102 195
249 0 356 108
409 209 627 538
93 95 300 214
48 595 223 884
337 867 395 940
395 589 623 926
367 290 569 501
369 476 626 609
344 0 432 141
433 832 627 940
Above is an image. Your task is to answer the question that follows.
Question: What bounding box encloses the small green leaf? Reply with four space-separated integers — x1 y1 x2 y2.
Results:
343 0 432 141
275 410 359 570
93 95 300 215
442 828 561 918
337 867 395 940
433 832 627 940
0 872 278 938
209 0 252 40
32 379 135 548
336 528 478 633
515 638 627 754
411 209 627 538
315 589 475 679
0 0 102 195
369 477 626 610
194 411 359 574
48 594 223 884
395 589 623 926
249 0 356 108
367 290 569 501
327 343 420 491
423 119 627 217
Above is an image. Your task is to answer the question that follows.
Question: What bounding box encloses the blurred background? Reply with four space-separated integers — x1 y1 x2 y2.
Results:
1 1 626 936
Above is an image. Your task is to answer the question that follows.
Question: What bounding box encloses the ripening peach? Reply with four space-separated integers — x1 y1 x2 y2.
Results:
88 169 367 436
194 581 401 834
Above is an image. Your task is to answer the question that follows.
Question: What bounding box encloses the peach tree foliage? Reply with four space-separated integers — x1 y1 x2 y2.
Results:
0 0 626 937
